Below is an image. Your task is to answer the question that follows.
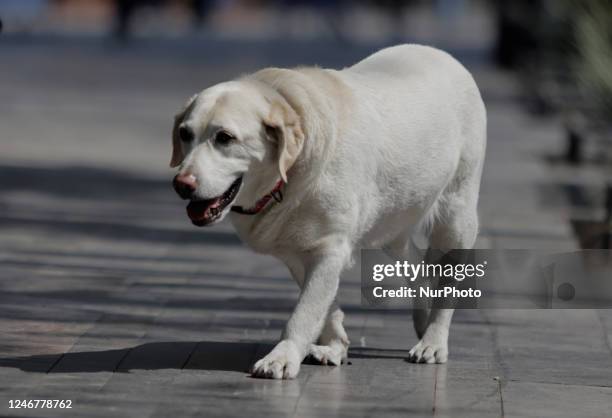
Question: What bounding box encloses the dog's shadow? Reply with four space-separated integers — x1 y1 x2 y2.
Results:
0 341 275 374
0 342 412 374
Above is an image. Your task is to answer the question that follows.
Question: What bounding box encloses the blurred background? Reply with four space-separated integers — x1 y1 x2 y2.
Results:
1 1 612 415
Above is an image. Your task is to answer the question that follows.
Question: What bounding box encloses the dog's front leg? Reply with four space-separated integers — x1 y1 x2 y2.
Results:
251 239 349 379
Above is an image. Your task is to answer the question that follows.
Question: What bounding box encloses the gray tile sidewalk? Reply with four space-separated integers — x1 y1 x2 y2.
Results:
0 39 611 417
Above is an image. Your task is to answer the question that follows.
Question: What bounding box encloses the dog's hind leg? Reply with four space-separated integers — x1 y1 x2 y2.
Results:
407 167 481 364
384 232 430 338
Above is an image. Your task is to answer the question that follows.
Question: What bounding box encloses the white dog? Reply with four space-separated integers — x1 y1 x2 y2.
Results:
170 44 486 379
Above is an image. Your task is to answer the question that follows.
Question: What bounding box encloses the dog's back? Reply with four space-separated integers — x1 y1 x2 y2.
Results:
325 45 486 229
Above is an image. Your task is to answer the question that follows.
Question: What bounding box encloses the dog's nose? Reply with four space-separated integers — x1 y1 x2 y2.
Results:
173 172 197 199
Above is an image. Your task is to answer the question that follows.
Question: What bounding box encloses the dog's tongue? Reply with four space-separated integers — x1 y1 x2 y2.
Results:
186 197 222 223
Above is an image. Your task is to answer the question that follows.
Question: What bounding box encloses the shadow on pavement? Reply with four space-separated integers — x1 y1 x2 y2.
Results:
0 342 421 374
0 162 242 246
0 341 274 374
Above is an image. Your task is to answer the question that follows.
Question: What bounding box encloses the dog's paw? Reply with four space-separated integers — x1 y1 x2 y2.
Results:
251 340 301 379
407 329 448 364
307 343 347 366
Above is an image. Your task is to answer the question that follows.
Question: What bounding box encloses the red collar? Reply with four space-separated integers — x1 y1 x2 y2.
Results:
231 180 284 215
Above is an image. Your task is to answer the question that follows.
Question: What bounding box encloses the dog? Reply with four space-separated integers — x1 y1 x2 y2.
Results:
170 44 486 379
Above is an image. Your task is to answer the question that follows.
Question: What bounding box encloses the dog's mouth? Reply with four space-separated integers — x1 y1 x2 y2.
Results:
186 177 242 226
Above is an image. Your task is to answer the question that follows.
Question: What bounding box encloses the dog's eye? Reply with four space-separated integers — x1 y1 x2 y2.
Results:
178 125 194 143
215 131 234 145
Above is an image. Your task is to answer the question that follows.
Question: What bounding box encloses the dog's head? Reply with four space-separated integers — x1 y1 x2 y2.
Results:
170 81 304 226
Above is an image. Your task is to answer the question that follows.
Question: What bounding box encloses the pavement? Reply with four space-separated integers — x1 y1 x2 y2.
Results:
1 33 611 418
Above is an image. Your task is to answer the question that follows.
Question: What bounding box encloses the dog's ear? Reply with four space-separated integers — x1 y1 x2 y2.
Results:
170 94 197 168
263 100 304 182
